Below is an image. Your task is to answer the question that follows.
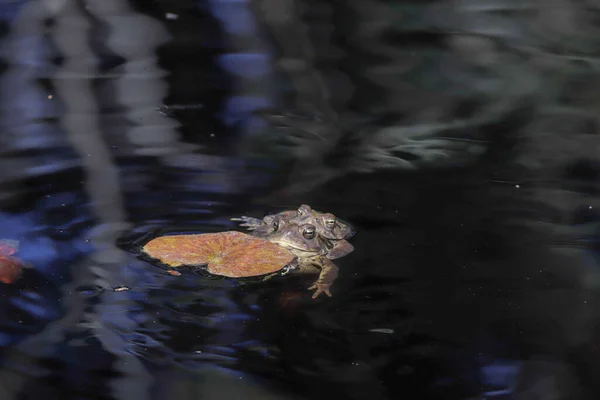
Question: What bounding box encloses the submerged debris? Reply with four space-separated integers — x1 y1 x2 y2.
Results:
142 231 296 278
369 328 395 334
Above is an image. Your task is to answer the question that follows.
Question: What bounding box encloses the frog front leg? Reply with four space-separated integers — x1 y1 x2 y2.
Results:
231 215 279 237
307 256 339 299
326 240 355 260
230 216 264 230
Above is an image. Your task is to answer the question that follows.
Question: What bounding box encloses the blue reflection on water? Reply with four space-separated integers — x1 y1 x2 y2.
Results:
481 359 521 397
207 0 258 35
222 96 271 126
0 1 26 23
0 211 93 282
218 53 271 78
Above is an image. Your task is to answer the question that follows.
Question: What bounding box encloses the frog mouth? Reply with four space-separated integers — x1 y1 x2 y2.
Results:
270 240 320 255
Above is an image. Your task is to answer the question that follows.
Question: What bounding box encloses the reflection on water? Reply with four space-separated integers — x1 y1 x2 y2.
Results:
0 0 600 399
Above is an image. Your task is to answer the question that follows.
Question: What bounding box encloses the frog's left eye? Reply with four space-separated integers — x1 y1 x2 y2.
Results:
302 225 316 239
273 220 279 231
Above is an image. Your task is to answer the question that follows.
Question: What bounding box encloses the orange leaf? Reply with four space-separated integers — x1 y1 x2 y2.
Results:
142 231 296 278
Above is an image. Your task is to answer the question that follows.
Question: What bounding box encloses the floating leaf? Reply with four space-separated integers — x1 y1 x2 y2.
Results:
142 231 296 278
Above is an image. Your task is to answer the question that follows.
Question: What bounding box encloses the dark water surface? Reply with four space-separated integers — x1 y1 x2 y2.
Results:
1 1 600 399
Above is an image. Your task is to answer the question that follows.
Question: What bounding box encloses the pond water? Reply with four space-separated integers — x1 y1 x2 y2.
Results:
0 1 599 399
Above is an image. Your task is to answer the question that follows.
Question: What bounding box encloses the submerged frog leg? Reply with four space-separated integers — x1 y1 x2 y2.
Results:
305 256 339 299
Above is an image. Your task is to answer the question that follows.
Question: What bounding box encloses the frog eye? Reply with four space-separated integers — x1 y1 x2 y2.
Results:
273 220 279 231
324 218 336 229
302 224 316 239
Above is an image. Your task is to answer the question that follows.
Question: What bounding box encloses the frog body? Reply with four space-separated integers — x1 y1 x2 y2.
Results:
232 205 355 298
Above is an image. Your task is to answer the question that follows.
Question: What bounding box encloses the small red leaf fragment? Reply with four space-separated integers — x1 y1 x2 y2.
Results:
0 256 24 284
0 240 24 284
0 240 19 257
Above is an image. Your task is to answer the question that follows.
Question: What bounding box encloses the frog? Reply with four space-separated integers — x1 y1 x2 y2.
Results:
232 204 355 260
257 214 340 299
231 205 355 298
290 204 355 259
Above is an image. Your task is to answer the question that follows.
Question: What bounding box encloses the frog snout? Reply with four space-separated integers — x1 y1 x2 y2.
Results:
347 227 356 238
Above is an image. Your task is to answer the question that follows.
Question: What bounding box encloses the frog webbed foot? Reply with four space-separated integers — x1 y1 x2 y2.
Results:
230 216 263 230
308 282 333 299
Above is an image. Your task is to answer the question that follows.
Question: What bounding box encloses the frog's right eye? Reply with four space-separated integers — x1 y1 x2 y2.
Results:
273 220 279 231
324 218 336 229
302 224 316 239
